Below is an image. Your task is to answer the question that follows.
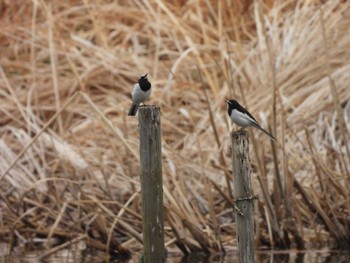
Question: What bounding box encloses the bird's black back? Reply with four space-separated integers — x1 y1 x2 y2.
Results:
138 76 151 91
228 100 257 122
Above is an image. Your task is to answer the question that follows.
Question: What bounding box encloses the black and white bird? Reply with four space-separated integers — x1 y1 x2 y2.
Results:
226 99 275 140
128 73 152 116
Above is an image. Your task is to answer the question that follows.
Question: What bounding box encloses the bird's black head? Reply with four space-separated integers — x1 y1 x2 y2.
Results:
138 73 151 91
225 99 239 115
226 99 239 108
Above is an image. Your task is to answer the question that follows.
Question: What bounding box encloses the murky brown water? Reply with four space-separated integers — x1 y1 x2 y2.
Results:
1 242 349 262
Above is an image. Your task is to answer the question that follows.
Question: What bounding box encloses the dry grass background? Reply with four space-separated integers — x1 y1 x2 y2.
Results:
0 0 350 259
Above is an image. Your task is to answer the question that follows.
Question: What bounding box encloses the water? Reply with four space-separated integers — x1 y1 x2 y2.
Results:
164 251 350 263
1 242 349 262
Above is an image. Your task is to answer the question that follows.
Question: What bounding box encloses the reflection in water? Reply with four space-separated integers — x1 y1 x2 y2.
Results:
179 252 226 263
256 252 303 263
1 241 349 263
255 250 350 263
137 250 348 263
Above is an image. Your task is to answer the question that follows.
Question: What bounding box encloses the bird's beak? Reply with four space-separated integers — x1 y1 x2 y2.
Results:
143 73 148 78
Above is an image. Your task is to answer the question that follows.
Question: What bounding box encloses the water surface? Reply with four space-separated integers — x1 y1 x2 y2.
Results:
1 242 349 262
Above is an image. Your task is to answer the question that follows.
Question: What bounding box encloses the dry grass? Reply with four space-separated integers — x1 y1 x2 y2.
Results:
0 0 350 258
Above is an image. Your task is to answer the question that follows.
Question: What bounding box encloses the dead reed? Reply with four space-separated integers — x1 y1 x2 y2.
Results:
0 0 350 257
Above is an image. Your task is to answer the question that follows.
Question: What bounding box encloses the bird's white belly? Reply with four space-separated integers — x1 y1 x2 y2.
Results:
230 109 254 127
132 84 151 104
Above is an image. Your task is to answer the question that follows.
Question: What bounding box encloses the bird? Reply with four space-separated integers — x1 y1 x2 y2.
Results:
128 73 152 116
225 99 275 140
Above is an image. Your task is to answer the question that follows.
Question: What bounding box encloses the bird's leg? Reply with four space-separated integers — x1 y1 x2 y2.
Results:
238 126 247 131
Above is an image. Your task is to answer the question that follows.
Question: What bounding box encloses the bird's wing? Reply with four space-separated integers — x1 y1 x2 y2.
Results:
236 103 259 124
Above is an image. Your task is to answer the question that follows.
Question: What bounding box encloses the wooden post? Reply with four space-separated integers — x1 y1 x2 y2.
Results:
139 106 165 263
231 130 255 263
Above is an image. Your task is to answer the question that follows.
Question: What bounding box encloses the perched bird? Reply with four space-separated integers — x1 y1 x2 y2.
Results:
226 99 275 140
128 73 152 116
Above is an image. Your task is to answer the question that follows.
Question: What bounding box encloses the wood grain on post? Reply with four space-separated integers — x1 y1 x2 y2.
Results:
231 130 255 263
138 106 165 263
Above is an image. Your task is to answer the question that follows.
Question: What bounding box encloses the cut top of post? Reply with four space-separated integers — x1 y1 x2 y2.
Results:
231 130 249 143
138 106 161 124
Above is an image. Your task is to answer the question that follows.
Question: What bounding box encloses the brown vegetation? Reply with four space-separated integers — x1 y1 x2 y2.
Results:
0 0 349 259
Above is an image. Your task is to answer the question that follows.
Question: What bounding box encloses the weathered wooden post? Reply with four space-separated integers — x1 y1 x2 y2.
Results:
231 130 255 263
139 106 165 263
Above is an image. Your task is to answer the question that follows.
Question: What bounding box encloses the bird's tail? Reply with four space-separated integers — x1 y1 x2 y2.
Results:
128 103 139 116
252 123 276 141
